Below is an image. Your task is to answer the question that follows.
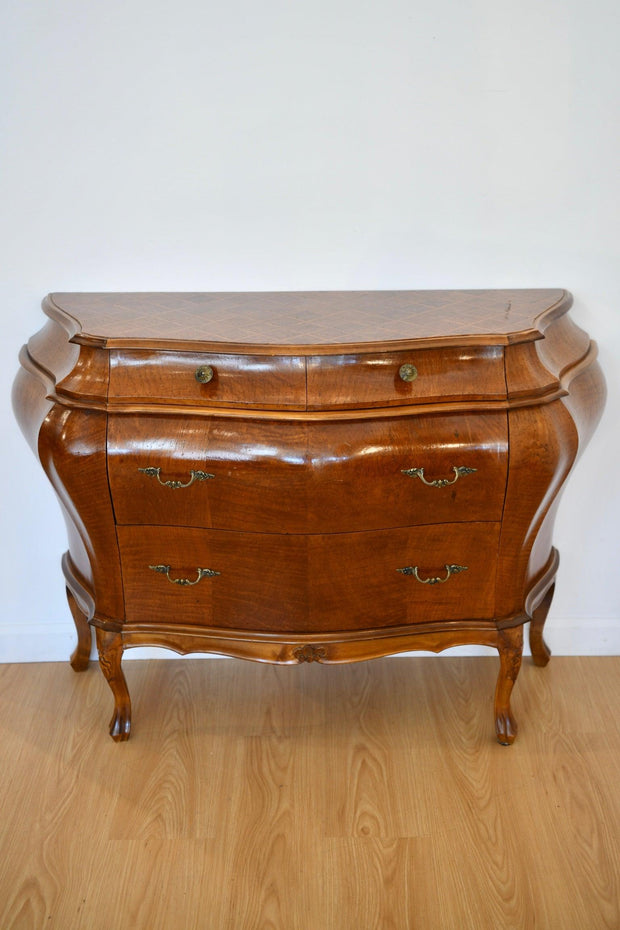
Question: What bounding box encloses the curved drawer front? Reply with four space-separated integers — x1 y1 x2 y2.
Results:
117 522 499 632
307 346 506 409
109 349 306 409
108 412 508 532
108 346 506 411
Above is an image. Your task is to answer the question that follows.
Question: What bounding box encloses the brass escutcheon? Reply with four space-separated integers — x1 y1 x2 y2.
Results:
399 363 418 382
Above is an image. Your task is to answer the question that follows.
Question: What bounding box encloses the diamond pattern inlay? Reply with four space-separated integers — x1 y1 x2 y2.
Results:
48 289 568 351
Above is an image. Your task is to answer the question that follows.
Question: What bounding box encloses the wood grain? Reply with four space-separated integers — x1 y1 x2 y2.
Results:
306 345 506 409
37 404 124 621
109 348 307 410
44 289 571 354
116 522 500 631
0 657 618 929
12 289 605 742
107 411 508 533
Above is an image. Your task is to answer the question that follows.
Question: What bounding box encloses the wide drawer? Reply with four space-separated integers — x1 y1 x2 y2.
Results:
108 412 508 532
117 522 500 632
108 349 307 409
306 346 506 409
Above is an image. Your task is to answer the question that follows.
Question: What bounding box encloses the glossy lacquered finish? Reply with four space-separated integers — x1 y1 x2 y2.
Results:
117 522 500 630
109 349 307 410
305 346 506 409
12 290 606 744
107 412 508 533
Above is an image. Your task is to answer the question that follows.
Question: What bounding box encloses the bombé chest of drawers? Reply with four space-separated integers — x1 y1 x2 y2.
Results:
13 290 605 743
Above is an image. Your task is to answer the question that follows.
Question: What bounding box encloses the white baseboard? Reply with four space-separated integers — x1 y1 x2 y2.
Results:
1 618 619 663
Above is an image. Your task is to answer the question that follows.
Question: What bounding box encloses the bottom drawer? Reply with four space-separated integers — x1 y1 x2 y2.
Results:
117 523 500 632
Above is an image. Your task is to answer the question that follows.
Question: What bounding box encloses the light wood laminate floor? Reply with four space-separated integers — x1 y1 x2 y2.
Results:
0 655 619 929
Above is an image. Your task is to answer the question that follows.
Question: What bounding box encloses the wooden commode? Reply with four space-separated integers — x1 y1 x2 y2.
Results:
12 290 606 742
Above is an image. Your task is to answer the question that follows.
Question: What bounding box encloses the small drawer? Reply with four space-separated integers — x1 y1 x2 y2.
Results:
117 522 499 633
306 346 506 409
107 412 508 532
108 349 307 409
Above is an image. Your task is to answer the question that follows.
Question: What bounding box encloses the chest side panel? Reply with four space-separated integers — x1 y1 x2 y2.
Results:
497 312 605 621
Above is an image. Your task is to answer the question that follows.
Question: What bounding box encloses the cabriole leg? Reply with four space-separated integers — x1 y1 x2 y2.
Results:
95 628 131 742
494 625 524 746
66 587 92 672
529 582 555 667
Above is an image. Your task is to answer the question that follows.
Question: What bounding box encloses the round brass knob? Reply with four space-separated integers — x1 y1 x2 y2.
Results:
195 365 214 384
399 363 418 382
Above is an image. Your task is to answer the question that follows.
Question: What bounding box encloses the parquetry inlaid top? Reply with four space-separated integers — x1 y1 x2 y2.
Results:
44 289 570 354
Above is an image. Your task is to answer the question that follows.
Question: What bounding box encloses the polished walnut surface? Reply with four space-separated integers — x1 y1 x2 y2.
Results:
13 290 605 743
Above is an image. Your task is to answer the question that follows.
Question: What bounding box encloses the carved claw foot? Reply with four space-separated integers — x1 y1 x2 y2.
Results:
530 582 555 667
66 587 92 672
96 629 131 741
494 626 523 745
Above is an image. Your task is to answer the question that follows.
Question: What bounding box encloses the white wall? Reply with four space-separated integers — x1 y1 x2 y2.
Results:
1 0 618 661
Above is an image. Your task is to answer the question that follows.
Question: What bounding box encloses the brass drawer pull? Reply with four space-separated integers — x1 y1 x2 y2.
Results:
398 363 418 382
139 466 215 489
397 563 468 584
195 364 214 383
149 564 220 586
401 465 477 487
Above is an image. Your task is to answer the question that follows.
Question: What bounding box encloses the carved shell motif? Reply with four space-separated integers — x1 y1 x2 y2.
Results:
293 644 327 663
